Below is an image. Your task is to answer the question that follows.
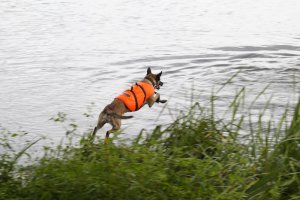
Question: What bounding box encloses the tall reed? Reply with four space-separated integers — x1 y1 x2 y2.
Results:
0 77 299 199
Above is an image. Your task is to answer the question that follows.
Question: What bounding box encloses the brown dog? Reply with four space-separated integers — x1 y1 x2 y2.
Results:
92 67 167 143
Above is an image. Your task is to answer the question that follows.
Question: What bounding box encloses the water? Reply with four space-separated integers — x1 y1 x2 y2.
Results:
1 0 299 144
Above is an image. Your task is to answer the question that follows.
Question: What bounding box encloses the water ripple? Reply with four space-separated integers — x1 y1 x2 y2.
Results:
109 54 229 65
212 45 300 52
1 0 300 144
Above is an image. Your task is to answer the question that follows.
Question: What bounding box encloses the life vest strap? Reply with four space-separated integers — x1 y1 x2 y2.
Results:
136 82 147 105
129 87 138 111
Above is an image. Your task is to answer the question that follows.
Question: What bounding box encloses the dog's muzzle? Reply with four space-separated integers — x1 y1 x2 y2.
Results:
156 81 163 90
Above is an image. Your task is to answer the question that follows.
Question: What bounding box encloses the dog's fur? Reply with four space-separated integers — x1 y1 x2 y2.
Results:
92 67 166 143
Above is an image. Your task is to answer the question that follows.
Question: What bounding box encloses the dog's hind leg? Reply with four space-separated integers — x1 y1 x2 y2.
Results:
104 119 121 144
89 120 106 144
104 131 110 144
92 120 106 136
104 128 119 144
92 111 108 137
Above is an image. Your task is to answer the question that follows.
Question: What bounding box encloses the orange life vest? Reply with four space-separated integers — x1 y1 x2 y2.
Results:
116 82 155 112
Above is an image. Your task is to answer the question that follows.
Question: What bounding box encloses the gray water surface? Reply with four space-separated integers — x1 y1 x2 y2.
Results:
1 0 300 143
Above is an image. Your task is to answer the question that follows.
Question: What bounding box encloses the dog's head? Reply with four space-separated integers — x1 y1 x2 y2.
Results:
145 67 164 90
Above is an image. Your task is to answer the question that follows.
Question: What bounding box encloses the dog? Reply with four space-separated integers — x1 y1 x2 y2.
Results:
92 67 167 143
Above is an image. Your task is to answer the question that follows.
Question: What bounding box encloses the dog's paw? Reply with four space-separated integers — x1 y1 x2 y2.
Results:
159 99 167 104
155 96 160 103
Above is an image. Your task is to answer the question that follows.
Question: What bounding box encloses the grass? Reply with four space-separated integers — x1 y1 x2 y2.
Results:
1 83 300 200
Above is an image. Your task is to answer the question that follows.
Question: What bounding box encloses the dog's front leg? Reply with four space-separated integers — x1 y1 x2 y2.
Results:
146 93 160 108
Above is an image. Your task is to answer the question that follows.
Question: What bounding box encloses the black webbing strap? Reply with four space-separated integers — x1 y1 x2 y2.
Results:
136 83 147 105
129 86 138 111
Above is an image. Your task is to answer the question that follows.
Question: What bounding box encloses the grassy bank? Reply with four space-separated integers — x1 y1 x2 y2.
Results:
1 90 300 199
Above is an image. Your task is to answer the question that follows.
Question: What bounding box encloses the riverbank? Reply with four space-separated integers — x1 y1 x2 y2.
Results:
1 92 300 199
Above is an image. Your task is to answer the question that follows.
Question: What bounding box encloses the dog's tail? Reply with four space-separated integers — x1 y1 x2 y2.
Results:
109 113 133 119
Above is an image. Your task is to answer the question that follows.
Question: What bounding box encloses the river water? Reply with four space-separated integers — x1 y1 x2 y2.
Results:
0 0 299 145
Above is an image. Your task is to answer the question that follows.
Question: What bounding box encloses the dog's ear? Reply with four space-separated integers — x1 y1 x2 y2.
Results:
147 67 152 75
156 71 162 80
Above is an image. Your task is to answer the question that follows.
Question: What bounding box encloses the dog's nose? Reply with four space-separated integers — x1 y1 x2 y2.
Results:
159 81 163 86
